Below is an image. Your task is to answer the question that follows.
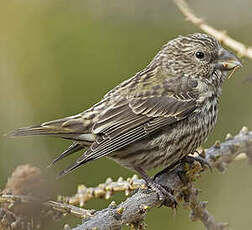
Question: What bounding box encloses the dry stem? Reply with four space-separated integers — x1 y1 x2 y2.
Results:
173 0 252 59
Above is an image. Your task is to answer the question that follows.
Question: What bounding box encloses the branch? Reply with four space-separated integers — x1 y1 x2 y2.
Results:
188 187 228 230
58 175 146 207
173 0 252 59
1 127 251 230
70 127 252 230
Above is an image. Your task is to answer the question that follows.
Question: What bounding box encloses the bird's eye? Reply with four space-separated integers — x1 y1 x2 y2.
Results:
195 51 205 59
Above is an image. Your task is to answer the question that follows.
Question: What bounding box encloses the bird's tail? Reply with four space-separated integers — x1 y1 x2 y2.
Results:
48 142 85 167
6 114 86 137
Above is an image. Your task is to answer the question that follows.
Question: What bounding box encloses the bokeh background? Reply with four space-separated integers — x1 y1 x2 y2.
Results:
1 0 252 229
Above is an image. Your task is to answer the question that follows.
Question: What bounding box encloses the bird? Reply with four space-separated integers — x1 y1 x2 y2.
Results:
8 33 242 202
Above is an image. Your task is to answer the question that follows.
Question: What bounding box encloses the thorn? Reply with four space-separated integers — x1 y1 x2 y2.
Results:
109 200 117 208
105 184 113 192
86 188 94 197
240 126 249 135
214 140 221 148
225 133 233 140
198 147 205 157
63 224 71 230
105 191 112 200
132 174 139 180
125 189 130 196
106 177 113 183
117 207 124 215
117 177 124 182
77 184 87 193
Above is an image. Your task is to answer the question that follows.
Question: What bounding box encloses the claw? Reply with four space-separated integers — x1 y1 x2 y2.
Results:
134 166 177 208
184 155 212 171
148 180 177 208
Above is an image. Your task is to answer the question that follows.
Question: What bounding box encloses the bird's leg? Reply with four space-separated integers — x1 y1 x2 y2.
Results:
153 153 212 188
153 160 182 181
153 151 211 182
183 155 212 171
134 166 177 207
163 155 212 186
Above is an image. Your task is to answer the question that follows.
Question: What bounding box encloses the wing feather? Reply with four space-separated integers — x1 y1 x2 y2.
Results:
60 76 200 176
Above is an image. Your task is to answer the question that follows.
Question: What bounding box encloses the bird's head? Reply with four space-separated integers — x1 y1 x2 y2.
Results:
161 33 242 85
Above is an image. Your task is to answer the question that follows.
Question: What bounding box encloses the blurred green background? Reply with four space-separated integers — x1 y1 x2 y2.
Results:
1 0 252 229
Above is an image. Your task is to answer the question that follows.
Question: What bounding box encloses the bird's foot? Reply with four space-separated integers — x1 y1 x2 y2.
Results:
134 166 177 208
183 155 212 171
147 178 177 208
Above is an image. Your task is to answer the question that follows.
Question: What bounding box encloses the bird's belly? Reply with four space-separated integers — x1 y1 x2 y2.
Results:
109 101 218 171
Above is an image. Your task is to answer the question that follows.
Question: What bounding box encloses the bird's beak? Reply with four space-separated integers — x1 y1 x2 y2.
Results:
216 49 242 71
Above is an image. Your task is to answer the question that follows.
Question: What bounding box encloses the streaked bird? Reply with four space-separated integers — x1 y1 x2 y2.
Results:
8 33 242 201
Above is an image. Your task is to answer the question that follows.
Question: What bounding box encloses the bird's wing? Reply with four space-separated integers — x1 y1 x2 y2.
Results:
7 62 161 139
59 76 200 176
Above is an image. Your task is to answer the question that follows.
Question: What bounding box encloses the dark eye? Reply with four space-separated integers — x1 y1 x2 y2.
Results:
195 51 205 59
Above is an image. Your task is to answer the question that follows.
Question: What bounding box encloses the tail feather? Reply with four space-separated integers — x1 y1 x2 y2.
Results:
7 124 63 137
7 114 85 137
57 160 87 179
48 142 84 167
57 155 92 178
6 114 97 179
57 163 80 179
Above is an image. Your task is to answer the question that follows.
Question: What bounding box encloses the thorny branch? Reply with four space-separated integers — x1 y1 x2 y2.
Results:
68 127 252 230
1 127 252 230
58 175 147 207
173 0 252 59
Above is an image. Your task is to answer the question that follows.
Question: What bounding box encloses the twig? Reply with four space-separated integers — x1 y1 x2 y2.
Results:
58 175 146 207
0 194 95 220
173 0 252 59
188 187 228 230
70 127 252 230
45 201 95 219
